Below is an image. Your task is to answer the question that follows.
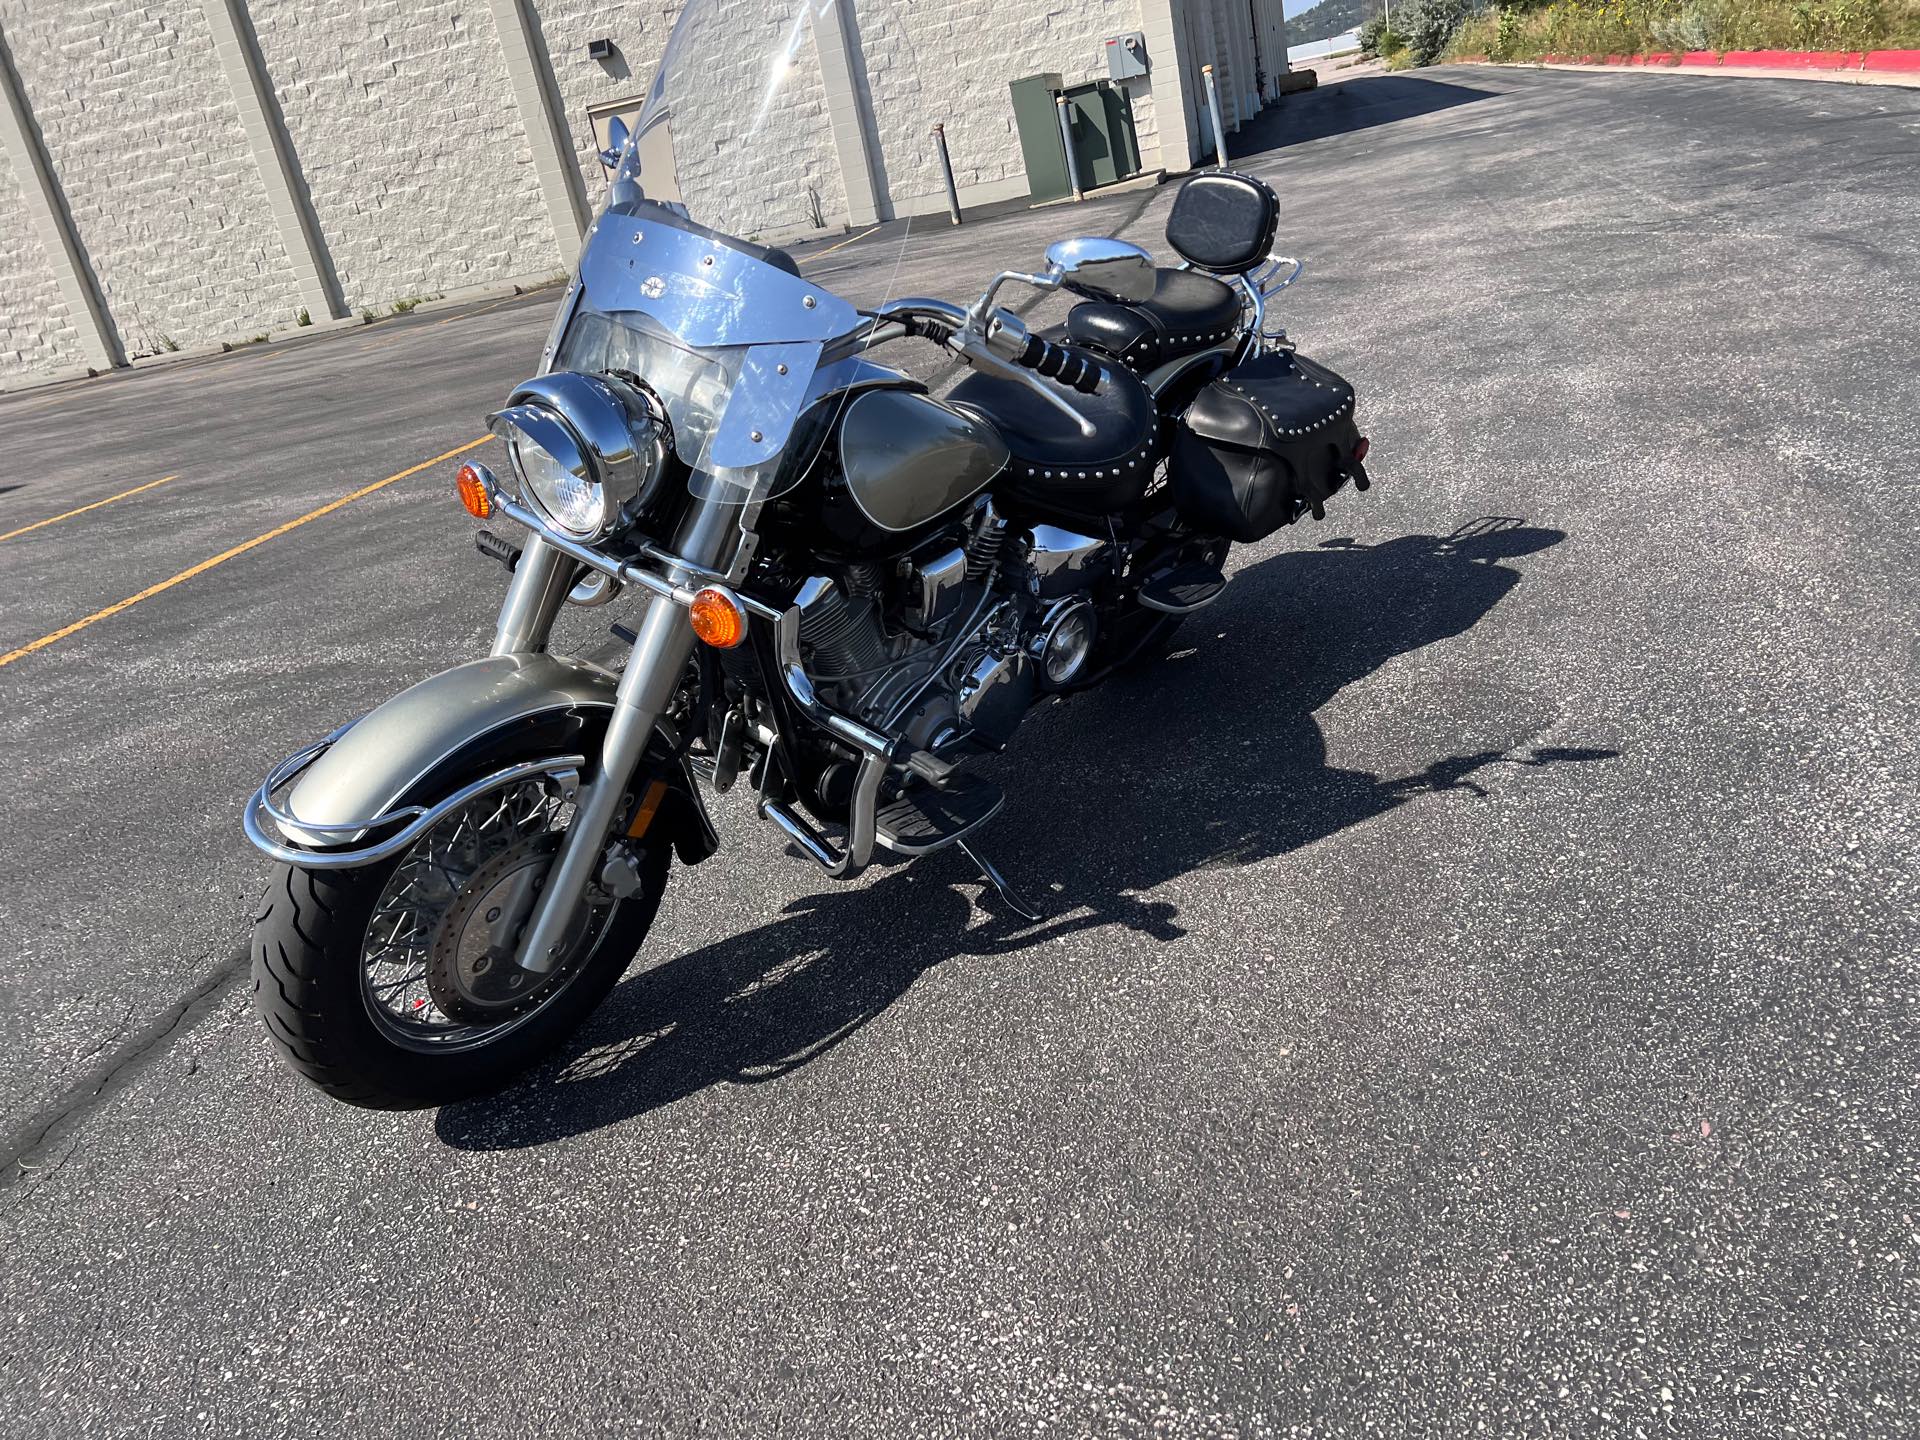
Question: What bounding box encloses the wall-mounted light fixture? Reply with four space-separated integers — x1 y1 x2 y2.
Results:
587 38 614 61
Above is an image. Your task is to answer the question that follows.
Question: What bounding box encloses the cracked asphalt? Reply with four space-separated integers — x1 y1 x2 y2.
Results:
1 66 1916 1437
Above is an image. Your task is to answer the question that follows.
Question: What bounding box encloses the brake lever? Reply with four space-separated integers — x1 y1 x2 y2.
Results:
957 335 1096 438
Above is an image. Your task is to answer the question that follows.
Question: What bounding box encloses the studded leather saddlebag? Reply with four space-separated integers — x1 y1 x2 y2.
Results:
1169 349 1369 542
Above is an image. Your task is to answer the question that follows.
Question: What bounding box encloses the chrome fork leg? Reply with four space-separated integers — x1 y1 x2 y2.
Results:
514 591 693 974
513 498 745 976
491 536 575 656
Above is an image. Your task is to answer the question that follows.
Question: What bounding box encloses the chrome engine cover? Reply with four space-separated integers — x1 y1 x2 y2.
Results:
793 514 1114 757
956 645 1034 748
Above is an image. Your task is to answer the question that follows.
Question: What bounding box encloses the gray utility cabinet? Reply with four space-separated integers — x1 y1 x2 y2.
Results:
1009 73 1142 202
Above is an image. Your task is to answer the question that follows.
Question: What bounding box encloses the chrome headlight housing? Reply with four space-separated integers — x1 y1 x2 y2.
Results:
486 371 668 541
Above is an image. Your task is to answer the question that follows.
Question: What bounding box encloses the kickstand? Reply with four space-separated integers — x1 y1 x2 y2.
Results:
957 838 1044 922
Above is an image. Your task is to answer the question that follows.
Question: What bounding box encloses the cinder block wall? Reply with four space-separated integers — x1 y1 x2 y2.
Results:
0 139 85 377
0 0 300 363
535 0 847 242
534 0 680 207
0 0 1248 389
856 0 1159 215
248 0 561 315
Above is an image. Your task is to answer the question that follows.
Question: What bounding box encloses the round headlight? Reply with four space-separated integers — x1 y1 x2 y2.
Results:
486 372 668 541
513 426 604 536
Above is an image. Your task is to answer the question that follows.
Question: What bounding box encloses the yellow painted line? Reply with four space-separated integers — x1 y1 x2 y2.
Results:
799 225 882 266
0 438 488 670
0 386 94 420
0 474 180 544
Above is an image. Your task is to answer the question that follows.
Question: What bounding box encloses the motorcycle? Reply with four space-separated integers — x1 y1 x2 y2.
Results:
242 0 1371 1108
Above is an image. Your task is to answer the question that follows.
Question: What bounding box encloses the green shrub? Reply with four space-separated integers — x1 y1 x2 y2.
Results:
1359 11 1389 53
1651 2 1717 48
1452 9 1507 54
1399 0 1488 63
1447 0 1917 60
1498 4 1525 51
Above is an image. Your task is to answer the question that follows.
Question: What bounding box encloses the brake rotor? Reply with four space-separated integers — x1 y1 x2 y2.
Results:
425 833 601 1024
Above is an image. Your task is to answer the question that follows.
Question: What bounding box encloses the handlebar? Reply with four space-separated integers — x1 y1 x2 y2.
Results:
847 298 1100 437
854 298 1100 392
1012 333 1102 394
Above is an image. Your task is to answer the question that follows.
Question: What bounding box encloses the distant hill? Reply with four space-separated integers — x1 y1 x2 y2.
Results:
1286 0 1375 47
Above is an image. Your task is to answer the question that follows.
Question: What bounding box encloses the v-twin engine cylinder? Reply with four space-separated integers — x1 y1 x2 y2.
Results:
794 513 1112 758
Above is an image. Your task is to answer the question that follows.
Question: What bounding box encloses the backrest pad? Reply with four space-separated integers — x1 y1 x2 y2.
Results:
1163 172 1280 276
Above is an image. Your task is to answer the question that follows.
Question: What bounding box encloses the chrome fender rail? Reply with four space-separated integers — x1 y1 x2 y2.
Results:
243 731 584 869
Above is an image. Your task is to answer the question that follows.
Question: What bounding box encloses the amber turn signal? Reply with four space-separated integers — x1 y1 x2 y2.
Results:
688 586 747 649
456 463 492 519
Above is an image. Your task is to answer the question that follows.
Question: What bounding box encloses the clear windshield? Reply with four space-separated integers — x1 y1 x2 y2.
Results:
551 0 924 505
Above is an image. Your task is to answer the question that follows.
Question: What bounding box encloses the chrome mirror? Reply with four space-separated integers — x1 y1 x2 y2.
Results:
1044 237 1157 304
599 115 631 170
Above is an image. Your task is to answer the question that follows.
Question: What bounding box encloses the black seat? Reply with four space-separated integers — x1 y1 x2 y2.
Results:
1062 172 1281 376
948 350 1159 513
1066 268 1243 371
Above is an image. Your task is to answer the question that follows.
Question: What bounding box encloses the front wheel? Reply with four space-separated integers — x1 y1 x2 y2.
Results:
251 773 667 1109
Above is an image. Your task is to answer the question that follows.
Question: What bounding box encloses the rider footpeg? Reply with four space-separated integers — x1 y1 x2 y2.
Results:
475 528 522 572
1138 561 1228 614
875 773 1004 856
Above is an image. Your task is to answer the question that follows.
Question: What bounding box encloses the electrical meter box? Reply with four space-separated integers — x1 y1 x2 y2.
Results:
1104 32 1149 80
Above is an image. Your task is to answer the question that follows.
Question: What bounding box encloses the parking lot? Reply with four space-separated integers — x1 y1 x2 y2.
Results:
2 65 1916 1436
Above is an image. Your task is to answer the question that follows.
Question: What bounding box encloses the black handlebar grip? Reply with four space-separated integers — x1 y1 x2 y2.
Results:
1016 335 1104 395
905 314 956 345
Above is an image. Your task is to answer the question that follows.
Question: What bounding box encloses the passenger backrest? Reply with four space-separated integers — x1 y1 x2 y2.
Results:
1163 172 1280 276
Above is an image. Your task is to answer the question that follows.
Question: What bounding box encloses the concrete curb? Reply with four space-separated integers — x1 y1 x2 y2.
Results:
1 271 569 397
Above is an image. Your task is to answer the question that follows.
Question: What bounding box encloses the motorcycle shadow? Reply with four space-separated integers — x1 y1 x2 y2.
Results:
437 519 1616 1150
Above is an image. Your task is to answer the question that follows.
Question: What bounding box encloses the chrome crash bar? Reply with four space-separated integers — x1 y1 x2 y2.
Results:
243 726 584 868
477 470 780 620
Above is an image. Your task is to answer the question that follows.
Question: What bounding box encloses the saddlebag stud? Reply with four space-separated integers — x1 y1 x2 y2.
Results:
1168 347 1366 543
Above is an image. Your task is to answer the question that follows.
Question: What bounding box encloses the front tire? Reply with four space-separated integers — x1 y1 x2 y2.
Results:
252 784 667 1110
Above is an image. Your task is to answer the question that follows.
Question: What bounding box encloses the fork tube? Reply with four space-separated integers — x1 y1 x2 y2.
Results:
491 536 575 655
514 497 745 974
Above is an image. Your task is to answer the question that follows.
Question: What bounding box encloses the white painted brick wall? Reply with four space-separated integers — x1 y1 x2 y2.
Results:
531 0 846 244
526 0 676 215
0 0 300 360
250 0 560 312
532 0 1160 237
854 0 1156 213
0 0 1221 388
0 137 86 380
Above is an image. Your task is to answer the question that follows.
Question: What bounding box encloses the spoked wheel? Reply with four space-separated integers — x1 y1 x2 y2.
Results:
253 769 667 1109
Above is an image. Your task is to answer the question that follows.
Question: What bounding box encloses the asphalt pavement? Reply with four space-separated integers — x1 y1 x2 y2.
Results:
1 66 1915 1437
